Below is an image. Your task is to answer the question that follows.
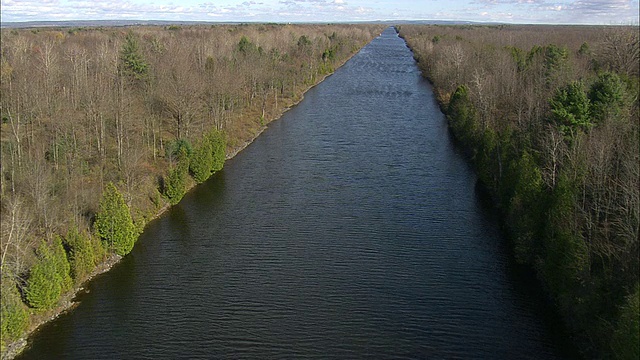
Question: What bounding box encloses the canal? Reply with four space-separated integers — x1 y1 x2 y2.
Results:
18 27 570 359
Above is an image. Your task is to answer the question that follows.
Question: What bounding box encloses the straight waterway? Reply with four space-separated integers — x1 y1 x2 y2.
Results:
18 27 572 359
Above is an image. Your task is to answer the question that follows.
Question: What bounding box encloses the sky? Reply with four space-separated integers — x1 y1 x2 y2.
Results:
1 0 639 25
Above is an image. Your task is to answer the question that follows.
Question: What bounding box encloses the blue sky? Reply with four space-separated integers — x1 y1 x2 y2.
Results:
1 0 638 24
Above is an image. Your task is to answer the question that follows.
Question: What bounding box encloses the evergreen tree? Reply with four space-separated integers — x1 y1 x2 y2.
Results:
164 147 189 205
237 36 258 55
25 242 63 310
1 282 29 348
542 175 589 307
189 138 214 184
64 227 97 281
51 236 73 292
610 285 640 360
543 44 569 86
588 72 626 124
120 32 149 80
447 85 479 146
550 81 591 138
507 151 545 264
95 183 136 256
209 130 226 173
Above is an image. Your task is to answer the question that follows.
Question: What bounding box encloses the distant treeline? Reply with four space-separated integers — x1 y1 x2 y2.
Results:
398 24 638 359
0 23 384 353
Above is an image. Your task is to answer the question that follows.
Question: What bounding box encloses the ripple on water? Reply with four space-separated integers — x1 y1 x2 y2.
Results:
17 27 567 360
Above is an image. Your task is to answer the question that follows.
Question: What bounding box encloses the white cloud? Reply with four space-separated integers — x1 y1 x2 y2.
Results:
0 0 638 24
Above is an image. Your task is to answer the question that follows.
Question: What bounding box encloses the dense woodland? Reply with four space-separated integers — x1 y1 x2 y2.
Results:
398 25 639 359
0 23 383 354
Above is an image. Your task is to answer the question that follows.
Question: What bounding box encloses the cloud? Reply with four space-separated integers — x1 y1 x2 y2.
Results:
545 0 639 24
475 0 547 4
0 0 638 24
1 0 270 21
470 0 638 23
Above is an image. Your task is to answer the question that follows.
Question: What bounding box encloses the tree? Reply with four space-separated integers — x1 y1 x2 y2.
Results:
600 27 640 77
0 197 32 282
397 24 638 360
578 42 591 57
51 236 72 292
25 254 61 310
0 281 29 349
237 36 258 55
447 85 479 146
610 285 639 360
0 23 383 346
550 81 591 138
64 227 97 281
95 182 136 256
297 35 312 48
119 32 148 80
25 239 71 310
588 72 626 124
507 151 545 264
189 130 226 184
208 130 226 173
543 44 569 86
190 138 214 184
163 147 189 205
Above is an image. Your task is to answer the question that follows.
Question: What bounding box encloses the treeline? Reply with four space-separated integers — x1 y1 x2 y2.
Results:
0 23 383 353
398 24 638 359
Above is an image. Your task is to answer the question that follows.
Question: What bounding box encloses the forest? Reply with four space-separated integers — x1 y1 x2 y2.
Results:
398 24 639 359
0 23 383 356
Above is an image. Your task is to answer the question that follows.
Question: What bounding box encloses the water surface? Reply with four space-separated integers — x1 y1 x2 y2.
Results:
19 27 569 359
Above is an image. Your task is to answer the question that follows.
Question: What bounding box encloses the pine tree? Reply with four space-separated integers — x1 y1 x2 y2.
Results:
51 236 73 292
25 242 63 310
209 130 226 173
64 227 97 281
588 72 626 124
550 81 591 138
95 183 136 256
189 138 214 184
1 282 29 347
120 32 149 80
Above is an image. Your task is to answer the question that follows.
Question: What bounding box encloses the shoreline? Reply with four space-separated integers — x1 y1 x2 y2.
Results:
2 49 356 360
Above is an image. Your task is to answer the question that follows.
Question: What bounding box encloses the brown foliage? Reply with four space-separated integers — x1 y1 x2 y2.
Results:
0 24 383 348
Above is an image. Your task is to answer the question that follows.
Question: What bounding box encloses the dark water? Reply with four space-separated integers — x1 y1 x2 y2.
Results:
18 28 570 359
